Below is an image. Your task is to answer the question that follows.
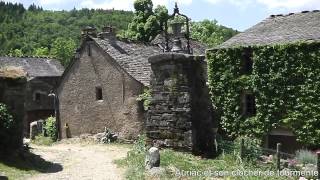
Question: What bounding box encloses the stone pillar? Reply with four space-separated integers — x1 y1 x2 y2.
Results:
30 121 38 140
147 53 216 158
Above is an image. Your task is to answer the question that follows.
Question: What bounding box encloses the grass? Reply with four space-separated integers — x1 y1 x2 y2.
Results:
114 138 292 180
31 135 55 146
0 161 38 180
115 149 289 180
1 135 61 179
0 150 62 180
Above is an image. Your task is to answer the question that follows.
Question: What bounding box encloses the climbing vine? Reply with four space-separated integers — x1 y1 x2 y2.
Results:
207 42 320 146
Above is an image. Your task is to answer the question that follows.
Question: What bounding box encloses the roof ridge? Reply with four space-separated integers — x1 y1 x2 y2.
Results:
269 9 320 18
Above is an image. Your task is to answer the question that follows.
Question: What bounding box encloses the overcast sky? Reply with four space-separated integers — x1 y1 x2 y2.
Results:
3 0 320 31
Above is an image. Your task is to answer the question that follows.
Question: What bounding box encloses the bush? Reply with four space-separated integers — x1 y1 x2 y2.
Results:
132 134 147 154
235 136 262 160
44 116 57 141
32 135 54 146
0 103 17 153
0 103 14 129
217 136 262 160
295 150 317 165
136 89 151 111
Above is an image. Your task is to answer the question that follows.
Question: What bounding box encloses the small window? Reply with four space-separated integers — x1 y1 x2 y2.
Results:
35 92 41 102
96 87 103 100
88 44 91 56
241 48 253 74
242 93 256 116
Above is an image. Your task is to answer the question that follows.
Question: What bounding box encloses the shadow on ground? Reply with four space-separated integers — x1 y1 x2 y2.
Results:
0 147 63 174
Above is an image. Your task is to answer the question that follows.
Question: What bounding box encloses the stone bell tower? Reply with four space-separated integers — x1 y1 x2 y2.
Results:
146 3 217 158
146 53 217 158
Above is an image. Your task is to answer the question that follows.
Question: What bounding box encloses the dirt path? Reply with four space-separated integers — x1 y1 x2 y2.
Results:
27 140 129 180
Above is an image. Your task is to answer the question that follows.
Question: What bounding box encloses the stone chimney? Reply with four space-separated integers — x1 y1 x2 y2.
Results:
81 26 97 41
98 25 116 40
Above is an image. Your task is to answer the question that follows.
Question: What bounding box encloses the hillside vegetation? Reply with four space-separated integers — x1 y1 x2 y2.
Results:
0 1 133 57
0 1 238 66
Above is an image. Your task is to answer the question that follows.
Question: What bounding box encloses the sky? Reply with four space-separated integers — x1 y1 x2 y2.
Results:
3 0 320 31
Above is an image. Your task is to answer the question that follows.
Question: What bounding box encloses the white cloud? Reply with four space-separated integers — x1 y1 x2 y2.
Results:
257 0 320 10
39 0 65 5
204 0 320 10
5 0 192 10
79 0 133 10
78 0 192 10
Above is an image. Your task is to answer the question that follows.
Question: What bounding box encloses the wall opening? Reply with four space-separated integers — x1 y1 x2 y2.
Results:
241 48 253 74
242 93 256 117
95 86 103 100
35 92 41 102
88 44 92 56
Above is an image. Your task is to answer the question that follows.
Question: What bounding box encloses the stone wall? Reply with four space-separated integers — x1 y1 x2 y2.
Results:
23 77 59 137
0 77 26 152
57 41 145 139
147 53 216 157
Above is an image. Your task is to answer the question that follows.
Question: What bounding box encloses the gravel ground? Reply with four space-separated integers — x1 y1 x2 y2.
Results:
26 139 129 180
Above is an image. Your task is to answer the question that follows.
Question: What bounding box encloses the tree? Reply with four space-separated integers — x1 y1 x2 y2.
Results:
191 19 238 47
50 37 76 67
121 0 168 42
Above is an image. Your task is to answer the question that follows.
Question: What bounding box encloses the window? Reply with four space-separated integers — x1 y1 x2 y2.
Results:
96 87 103 100
35 92 41 102
88 44 91 56
242 93 256 116
241 48 253 74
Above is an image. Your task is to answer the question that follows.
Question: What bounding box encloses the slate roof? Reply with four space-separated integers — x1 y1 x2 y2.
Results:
218 10 320 49
93 38 162 86
93 35 207 86
0 57 64 78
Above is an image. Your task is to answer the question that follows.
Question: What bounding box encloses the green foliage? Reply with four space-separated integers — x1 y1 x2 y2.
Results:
207 42 320 146
32 134 54 146
0 102 18 153
0 103 14 129
0 2 133 66
114 134 146 179
115 138 282 180
51 37 76 67
136 89 151 111
44 116 57 141
120 0 168 42
191 19 238 47
132 134 147 153
295 150 317 165
34 47 49 56
8 49 23 57
235 136 262 160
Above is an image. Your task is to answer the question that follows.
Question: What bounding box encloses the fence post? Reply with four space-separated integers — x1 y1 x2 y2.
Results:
240 138 245 159
317 151 320 180
276 143 281 171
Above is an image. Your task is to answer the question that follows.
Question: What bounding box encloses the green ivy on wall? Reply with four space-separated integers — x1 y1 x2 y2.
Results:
207 42 320 146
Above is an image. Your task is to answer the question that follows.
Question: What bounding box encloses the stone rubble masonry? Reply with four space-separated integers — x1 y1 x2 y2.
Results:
147 53 216 157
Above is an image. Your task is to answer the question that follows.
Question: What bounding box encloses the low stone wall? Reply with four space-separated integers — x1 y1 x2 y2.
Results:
147 53 216 157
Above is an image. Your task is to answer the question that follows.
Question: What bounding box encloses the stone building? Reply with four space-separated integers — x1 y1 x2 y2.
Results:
0 57 64 137
211 10 320 152
57 27 206 139
0 67 26 152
